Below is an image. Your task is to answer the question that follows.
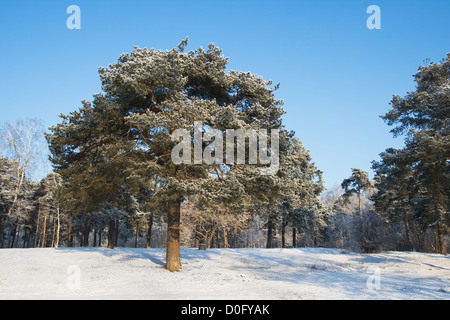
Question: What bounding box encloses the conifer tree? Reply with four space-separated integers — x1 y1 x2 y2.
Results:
372 148 416 250
341 168 372 217
47 39 286 271
373 53 449 254
34 173 62 248
275 137 324 247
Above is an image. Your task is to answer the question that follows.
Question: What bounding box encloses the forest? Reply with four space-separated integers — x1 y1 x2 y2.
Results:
0 41 448 272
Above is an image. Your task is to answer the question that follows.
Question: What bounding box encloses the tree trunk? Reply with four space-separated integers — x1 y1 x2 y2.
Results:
437 225 446 255
292 227 297 247
134 225 139 248
41 210 48 248
84 218 91 247
114 218 120 247
55 206 60 248
51 216 57 247
93 227 97 247
266 217 274 248
23 226 29 248
232 229 238 248
10 218 18 248
146 213 153 248
0 212 5 248
216 228 221 248
34 205 41 248
281 216 287 248
107 219 115 249
166 194 182 272
403 211 413 250
358 186 362 217
194 224 201 248
26 227 32 248
223 228 229 248
205 226 216 248
98 228 102 247
67 216 73 247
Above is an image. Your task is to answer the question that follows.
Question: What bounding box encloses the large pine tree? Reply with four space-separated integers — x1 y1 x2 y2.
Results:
373 53 450 254
47 39 287 271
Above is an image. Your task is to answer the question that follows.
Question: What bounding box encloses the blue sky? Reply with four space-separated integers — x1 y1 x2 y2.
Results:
0 0 449 189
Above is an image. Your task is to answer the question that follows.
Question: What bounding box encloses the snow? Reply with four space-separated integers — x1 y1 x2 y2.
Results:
0 247 448 300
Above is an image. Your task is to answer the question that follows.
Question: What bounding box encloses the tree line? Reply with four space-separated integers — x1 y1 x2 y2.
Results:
0 41 448 271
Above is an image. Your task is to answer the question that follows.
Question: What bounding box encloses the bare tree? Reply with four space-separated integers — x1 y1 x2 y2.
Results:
0 118 45 216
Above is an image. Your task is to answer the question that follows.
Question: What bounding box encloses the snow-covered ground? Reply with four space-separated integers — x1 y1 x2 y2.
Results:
0 247 448 300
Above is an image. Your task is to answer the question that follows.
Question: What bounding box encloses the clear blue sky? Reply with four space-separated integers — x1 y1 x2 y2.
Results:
1 0 449 189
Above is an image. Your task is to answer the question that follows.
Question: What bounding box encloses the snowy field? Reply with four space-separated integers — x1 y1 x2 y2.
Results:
0 247 448 300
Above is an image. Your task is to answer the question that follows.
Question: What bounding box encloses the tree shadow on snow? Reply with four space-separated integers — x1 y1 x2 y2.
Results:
53 246 216 268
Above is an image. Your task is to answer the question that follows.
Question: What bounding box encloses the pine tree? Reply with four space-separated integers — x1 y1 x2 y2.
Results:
341 168 372 217
381 53 450 137
374 53 450 254
277 137 324 248
47 39 287 271
34 173 63 248
405 130 449 254
372 147 416 250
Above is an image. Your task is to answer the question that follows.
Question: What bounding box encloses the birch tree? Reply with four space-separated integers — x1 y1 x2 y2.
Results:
0 119 45 216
